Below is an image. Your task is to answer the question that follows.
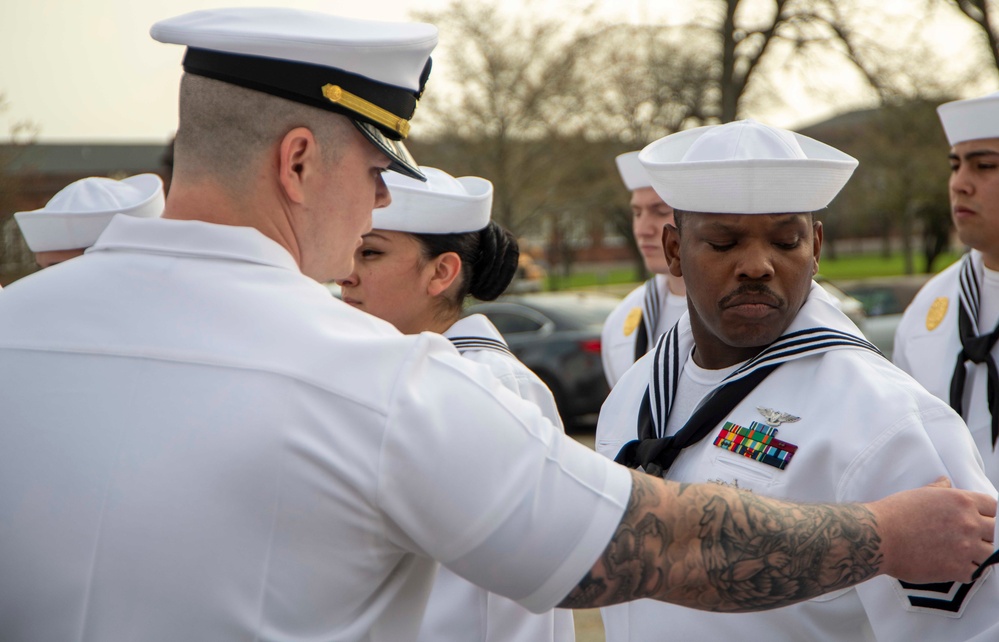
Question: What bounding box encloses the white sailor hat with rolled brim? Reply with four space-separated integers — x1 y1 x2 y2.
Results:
937 91 999 146
150 8 437 181
14 174 164 252
615 151 652 191
373 167 492 234
639 119 858 214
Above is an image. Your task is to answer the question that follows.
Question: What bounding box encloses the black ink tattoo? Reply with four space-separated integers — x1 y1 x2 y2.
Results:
697 492 881 610
559 471 882 611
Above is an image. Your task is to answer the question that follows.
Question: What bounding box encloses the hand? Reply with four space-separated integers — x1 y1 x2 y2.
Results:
868 477 997 584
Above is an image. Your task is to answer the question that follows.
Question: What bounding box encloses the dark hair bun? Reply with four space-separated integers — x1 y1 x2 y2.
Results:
468 222 520 301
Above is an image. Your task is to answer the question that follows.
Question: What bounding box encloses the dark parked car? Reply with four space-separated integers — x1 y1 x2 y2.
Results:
464 292 620 430
836 274 932 359
814 276 867 329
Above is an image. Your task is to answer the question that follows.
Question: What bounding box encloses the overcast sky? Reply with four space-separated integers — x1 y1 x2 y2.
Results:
0 0 990 143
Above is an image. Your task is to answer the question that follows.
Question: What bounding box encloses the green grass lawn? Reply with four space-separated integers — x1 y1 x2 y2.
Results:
546 267 641 291
816 251 961 281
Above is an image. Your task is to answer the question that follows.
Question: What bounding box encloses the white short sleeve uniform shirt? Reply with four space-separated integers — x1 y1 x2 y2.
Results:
416 313 575 642
0 216 631 642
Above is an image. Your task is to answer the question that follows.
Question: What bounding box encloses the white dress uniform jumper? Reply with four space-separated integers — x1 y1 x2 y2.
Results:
895 250 999 485
895 91 999 489
601 150 687 387
370 166 576 642
597 284 999 641
594 118 999 642
601 275 687 387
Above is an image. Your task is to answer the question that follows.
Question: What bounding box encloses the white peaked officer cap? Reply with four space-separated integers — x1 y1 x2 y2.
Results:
639 119 858 214
14 174 164 252
150 8 437 181
615 151 653 191
373 167 493 234
938 91 999 146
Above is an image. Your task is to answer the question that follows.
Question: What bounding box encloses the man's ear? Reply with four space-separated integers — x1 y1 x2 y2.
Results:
277 127 318 205
427 252 462 297
812 220 823 276
662 224 683 278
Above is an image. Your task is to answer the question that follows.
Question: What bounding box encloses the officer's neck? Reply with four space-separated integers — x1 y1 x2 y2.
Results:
162 175 301 268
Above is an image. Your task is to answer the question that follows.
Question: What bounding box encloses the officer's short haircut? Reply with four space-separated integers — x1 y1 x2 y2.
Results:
175 73 353 188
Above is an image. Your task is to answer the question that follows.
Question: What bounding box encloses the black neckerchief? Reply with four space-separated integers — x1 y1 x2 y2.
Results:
949 253 999 449
616 323 883 477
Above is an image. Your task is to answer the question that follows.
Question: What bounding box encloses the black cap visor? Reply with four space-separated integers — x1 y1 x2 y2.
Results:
353 120 425 181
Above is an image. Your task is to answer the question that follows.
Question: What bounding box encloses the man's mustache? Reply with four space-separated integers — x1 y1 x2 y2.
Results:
719 284 784 309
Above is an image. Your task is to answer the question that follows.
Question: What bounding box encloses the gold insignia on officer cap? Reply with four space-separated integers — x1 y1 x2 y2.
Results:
150 8 437 181
623 307 643 336
926 297 948 331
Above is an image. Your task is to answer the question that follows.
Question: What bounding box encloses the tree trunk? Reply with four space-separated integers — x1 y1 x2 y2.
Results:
719 0 740 123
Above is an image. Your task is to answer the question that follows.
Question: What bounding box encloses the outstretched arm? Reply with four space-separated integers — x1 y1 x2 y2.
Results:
559 472 995 612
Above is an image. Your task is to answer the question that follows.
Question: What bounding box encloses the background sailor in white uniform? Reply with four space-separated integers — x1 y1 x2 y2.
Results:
895 91 999 488
0 8 994 642
13 173 164 268
601 151 687 387
596 119 999 641
337 166 574 642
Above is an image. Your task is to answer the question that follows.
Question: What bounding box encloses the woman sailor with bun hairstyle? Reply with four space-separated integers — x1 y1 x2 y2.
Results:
336 166 574 642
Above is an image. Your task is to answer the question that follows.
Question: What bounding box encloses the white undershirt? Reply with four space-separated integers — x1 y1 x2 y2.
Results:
979 266 999 334
663 348 745 438
655 290 688 339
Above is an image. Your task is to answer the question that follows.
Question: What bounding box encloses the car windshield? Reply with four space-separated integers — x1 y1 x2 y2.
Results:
511 293 619 328
837 276 931 317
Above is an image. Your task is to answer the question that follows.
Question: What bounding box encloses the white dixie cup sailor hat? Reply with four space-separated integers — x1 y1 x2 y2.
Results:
373 166 493 234
14 173 165 252
150 7 438 181
937 91 999 146
615 150 653 191
638 119 858 214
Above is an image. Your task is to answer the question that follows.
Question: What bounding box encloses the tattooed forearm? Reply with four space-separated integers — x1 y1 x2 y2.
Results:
560 470 883 611
695 491 881 611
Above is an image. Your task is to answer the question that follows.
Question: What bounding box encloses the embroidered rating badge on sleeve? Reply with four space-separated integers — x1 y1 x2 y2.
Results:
713 421 797 470
893 568 990 618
